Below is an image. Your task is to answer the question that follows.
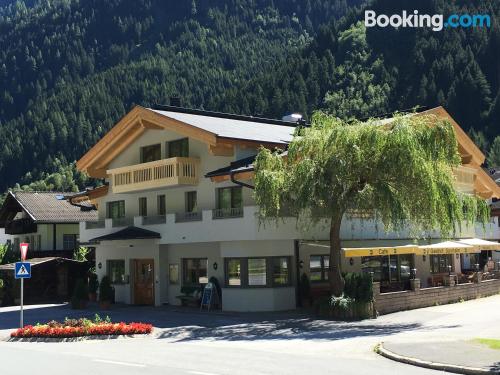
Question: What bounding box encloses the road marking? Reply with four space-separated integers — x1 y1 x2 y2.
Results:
188 371 221 375
93 359 146 368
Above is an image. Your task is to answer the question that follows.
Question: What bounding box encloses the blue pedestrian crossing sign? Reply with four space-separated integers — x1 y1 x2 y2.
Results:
15 262 31 279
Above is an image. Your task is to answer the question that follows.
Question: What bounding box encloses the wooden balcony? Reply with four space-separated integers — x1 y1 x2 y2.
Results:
5 218 37 235
107 157 200 194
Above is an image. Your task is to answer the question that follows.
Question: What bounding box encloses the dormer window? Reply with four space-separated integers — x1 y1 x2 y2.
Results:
167 138 189 158
141 144 161 163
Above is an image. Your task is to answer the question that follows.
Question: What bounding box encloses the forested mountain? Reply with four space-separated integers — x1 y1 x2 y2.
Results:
0 0 362 191
219 0 500 149
1 0 499 194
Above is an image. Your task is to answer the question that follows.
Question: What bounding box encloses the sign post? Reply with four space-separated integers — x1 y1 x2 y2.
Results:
16 243 31 328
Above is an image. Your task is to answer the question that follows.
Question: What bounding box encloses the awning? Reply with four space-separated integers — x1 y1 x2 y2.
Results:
89 226 161 243
417 241 479 255
343 245 418 257
455 238 500 251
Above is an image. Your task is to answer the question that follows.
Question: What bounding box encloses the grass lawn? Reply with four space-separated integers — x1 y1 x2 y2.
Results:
474 338 500 350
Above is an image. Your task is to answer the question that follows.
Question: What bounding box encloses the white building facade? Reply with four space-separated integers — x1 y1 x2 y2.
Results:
77 105 500 311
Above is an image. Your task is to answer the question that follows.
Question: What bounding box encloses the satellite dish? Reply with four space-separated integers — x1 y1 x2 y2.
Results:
55 194 65 200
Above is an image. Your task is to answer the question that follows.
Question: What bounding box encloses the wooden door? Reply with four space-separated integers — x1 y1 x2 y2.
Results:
133 259 155 305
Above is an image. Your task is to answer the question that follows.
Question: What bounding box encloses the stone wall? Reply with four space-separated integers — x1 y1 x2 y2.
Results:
374 279 500 315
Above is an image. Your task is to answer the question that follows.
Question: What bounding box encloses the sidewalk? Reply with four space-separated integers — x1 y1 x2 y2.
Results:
379 340 500 374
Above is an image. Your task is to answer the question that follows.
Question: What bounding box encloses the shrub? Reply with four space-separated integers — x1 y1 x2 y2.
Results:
88 273 99 294
73 246 89 262
99 276 114 302
71 278 88 308
343 272 373 303
299 273 310 300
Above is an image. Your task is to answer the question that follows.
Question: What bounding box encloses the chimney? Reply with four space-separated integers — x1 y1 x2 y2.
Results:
170 97 181 107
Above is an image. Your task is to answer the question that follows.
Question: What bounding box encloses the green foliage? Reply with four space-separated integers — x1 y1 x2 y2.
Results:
221 1 500 150
0 0 358 190
343 273 372 303
255 112 489 236
487 136 500 167
71 278 89 309
330 294 354 311
88 273 99 294
255 112 489 295
299 273 311 300
0 242 18 264
99 276 114 302
73 246 89 262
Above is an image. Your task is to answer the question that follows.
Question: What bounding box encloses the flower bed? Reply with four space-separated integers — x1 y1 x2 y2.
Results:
10 315 152 338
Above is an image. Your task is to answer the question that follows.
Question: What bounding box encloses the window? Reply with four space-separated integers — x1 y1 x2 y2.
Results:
186 191 197 213
167 138 189 158
157 195 166 215
63 234 77 251
107 200 125 219
139 197 147 216
141 144 161 163
248 258 267 286
361 255 415 282
225 257 292 287
217 186 243 210
309 255 329 282
182 258 208 285
107 260 125 284
430 254 453 273
272 257 290 286
226 259 242 286
169 264 179 285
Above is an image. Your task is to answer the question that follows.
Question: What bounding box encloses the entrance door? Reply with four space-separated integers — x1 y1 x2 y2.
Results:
133 259 155 305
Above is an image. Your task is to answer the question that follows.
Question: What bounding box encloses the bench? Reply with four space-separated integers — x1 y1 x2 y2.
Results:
176 286 202 307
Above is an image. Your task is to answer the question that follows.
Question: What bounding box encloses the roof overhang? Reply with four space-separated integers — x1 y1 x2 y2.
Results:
77 106 286 178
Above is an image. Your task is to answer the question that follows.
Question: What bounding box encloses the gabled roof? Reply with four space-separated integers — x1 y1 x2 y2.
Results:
0 191 98 226
150 108 295 144
77 105 296 178
89 226 161 242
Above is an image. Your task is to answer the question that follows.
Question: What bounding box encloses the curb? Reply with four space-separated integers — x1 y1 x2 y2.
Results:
7 333 152 343
375 343 499 375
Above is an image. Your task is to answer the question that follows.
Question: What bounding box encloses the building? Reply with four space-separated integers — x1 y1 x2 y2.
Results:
76 105 500 312
0 191 98 258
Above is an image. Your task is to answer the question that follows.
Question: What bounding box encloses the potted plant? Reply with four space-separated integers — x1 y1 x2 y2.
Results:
299 273 311 307
0 278 4 306
88 273 99 302
71 278 89 309
99 276 114 310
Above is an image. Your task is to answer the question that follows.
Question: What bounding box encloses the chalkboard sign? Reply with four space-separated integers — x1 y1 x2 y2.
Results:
200 282 218 311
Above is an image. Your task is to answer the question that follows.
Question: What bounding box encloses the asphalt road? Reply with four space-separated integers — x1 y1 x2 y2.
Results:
1 295 499 375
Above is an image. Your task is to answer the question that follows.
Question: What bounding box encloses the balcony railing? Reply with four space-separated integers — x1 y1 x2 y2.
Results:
142 215 167 225
85 220 105 229
112 217 134 228
212 207 244 220
175 211 202 223
107 157 200 194
5 218 37 235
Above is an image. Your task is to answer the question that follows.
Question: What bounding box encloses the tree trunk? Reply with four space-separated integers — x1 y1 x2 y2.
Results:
329 216 345 296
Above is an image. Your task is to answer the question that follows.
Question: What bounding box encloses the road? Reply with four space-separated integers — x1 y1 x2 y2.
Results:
1 295 499 375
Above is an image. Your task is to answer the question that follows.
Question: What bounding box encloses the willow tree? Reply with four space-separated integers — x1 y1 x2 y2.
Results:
254 112 489 296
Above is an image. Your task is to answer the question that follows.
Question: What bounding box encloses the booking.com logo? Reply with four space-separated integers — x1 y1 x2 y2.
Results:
365 10 491 31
